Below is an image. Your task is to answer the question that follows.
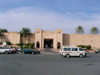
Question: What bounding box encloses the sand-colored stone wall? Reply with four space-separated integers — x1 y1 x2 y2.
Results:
2 32 20 44
21 33 35 44
63 34 70 46
64 34 100 49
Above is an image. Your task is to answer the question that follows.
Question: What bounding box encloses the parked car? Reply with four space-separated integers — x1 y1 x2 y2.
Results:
11 48 17 53
34 49 40 54
59 46 86 58
0 47 13 54
16 48 21 51
21 48 40 54
95 49 100 54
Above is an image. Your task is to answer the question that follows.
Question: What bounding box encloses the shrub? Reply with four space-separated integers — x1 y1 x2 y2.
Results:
16 43 23 46
77 45 91 50
23 43 35 49
0 42 2 45
6 41 12 45
17 43 35 49
86 45 91 50
77 45 85 48
30 43 35 49
25 43 30 46
16 43 23 48
23 45 29 48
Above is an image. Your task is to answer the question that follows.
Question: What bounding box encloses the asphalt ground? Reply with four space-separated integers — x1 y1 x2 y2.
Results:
0 52 100 75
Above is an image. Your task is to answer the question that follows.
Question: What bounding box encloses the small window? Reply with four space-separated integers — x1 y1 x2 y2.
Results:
72 48 78 51
36 31 40 33
58 32 61 33
64 48 71 51
79 48 84 51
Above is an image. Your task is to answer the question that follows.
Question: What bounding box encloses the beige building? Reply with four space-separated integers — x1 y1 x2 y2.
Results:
1 29 100 50
35 29 63 49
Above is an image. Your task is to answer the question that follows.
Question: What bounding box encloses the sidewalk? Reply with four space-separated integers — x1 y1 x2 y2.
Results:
40 48 59 54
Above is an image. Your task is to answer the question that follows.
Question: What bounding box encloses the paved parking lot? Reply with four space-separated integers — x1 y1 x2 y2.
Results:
0 52 100 75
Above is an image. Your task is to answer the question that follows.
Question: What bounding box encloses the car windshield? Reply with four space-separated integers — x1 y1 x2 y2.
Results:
23 48 29 50
64 48 71 51
30 49 34 51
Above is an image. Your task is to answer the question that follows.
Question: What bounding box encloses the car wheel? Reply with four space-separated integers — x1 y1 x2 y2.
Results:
38 52 40 54
80 54 84 58
63 55 66 58
23 52 25 54
95 52 97 54
66 54 70 58
5 51 9 54
32 52 35 54
9 51 12 54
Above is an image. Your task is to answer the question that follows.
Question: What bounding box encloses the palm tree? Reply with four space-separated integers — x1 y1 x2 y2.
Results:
20 28 31 44
76 26 84 34
90 27 99 35
0 31 3 42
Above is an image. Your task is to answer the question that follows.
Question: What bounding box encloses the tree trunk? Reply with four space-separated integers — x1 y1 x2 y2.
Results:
0 37 2 42
25 37 27 44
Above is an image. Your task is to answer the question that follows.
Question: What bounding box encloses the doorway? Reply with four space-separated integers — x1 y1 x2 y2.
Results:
36 41 40 48
44 39 53 48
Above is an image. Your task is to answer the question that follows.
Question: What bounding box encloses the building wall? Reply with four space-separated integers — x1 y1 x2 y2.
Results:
43 31 56 49
63 34 70 46
35 29 43 49
56 29 63 49
2 32 20 44
1 32 35 45
21 33 35 43
63 34 100 49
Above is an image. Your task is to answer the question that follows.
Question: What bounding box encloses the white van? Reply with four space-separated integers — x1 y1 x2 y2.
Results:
0 47 13 54
59 46 86 58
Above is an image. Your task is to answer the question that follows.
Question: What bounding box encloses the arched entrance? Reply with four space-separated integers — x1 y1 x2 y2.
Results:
36 41 40 48
57 42 61 49
44 39 53 48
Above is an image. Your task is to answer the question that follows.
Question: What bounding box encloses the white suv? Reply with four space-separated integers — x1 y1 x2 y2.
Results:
0 47 13 54
59 47 86 58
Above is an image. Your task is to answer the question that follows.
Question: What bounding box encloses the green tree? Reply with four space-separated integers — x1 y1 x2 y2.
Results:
30 43 35 49
0 29 8 32
20 28 31 44
16 43 23 49
6 41 12 45
90 27 99 35
76 26 84 34
0 31 3 42
0 28 8 42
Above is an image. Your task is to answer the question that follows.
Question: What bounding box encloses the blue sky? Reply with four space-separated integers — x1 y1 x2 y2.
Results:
1 0 100 13
0 0 100 33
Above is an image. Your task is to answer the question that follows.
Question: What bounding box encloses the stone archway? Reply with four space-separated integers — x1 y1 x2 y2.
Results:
57 42 61 49
44 39 53 48
36 41 40 48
